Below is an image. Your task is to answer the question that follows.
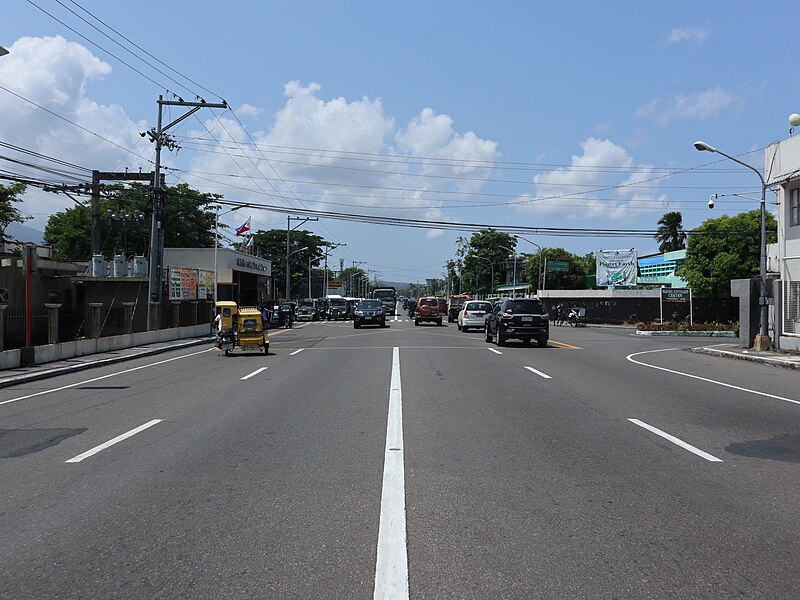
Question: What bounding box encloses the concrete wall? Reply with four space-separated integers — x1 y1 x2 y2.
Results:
0 323 211 370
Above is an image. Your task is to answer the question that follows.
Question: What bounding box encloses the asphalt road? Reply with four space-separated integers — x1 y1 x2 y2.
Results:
1 308 800 598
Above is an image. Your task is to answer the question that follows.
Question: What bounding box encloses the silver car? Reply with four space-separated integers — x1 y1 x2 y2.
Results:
457 300 494 332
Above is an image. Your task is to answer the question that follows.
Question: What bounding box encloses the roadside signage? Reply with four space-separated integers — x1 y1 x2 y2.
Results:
661 287 691 302
328 279 342 287
546 259 570 272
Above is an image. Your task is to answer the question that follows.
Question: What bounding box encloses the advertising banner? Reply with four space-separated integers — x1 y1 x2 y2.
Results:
168 267 198 301
197 269 215 300
596 249 638 287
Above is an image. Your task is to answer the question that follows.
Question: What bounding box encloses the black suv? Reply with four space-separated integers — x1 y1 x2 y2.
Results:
484 297 549 347
353 299 386 328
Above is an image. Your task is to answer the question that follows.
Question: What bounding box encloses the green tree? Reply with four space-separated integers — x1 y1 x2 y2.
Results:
678 210 777 297
522 247 590 290
458 229 516 294
654 211 687 253
249 228 326 298
43 183 219 260
0 183 31 242
340 266 366 295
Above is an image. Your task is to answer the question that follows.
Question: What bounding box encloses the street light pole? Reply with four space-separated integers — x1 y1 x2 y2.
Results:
514 235 543 293
694 141 771 350
499 245 518 297
286 216 318 301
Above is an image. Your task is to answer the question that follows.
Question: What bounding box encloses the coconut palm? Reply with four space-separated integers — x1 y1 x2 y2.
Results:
654 211 686 253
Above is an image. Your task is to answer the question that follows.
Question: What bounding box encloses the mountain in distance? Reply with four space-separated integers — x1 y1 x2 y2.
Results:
5 222 44 245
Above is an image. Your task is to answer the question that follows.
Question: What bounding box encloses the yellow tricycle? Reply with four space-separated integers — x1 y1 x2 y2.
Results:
214 301 270 356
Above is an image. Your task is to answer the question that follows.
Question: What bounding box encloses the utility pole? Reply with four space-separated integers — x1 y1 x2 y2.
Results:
350 260 366 295
322 242 345 295
145 95 227 330
286 216 317 301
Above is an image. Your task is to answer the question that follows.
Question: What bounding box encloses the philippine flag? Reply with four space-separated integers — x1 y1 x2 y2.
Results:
235 217 251 236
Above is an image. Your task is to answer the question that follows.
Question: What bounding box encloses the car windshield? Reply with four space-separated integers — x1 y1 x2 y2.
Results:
505 299 545 314
466 302 492 312
329 299 346 307
358 300 381 309
373 290 395 299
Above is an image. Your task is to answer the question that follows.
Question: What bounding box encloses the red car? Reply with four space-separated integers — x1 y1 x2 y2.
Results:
414 297 444 326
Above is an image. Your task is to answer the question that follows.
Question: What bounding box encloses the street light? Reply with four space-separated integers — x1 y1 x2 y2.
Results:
214 205 242 302
498 245 518 297
514 234 543 292
694 140 771 350
469 255 495 296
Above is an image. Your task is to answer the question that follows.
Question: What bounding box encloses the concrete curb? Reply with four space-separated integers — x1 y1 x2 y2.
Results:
0 337 214 390
688 346 800 370
636 330 736 337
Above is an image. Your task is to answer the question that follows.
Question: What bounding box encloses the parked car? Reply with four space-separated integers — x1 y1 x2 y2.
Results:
457 300 493 332
414 297 443 326
295 299 319 321
447 295 470 322
484 297 549 347
353 299 386 328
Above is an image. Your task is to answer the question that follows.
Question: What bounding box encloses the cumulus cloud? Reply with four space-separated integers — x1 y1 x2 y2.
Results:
188 82 500 224
666 26 710 45
237 103 262 117
0 36 145 229
516 138 664 223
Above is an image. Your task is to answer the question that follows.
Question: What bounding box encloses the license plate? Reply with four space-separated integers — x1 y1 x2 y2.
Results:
473 311 485 316
521 316 533 322
365 316 373 320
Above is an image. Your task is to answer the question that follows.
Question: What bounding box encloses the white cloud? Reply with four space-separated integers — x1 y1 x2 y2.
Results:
672 86 734 119
517 138 663 223
666 26 710 45
0 36 146 230
634 87 738 126
237 103 262 117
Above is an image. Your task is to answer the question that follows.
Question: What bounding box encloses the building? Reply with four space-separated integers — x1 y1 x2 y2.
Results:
765 135 800 351
637 249 688 288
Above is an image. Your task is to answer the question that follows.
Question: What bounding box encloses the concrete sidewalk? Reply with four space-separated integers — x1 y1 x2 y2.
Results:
0 336 214 389
689 343 800 370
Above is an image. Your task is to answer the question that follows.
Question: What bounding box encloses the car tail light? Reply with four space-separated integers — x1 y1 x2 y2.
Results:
501 313 513 320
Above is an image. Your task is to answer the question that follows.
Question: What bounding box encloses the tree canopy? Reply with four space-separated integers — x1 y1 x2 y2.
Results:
456 229 517 294
522 247 594 290
249 228 326 299
0 183 30 242
43 183 219 260
678 209 777 297
654 211 687 253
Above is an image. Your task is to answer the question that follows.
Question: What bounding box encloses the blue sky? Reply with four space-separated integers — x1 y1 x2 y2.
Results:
2 1 797 283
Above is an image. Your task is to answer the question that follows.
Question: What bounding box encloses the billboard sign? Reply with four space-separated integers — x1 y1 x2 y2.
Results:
596 249 638 287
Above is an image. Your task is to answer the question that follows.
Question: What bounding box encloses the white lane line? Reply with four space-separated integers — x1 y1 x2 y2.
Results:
487 348 503 355
240 367 268 380
628 418 723 462
373 346 409 600
0 348 214 407
626 348 800 406
290 348 304 356
524 365 552 379
66 419 162 463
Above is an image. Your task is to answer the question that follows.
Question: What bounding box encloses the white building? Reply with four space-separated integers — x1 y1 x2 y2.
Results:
765 135 800 351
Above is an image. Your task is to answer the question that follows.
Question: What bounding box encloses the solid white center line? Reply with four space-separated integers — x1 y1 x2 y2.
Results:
524 365 552 379
487 348 503 355
628 418 723 462
0 348 214 407
240 367 268 380
290 348 304 356
373 347 409 600
66 419 162 463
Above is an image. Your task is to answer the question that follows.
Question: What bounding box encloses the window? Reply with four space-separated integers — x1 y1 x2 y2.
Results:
791 188 800 227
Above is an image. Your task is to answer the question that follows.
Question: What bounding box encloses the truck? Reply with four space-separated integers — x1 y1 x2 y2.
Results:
371 286 397 316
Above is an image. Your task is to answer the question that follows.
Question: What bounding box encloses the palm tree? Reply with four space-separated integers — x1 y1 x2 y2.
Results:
654 211 686 253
